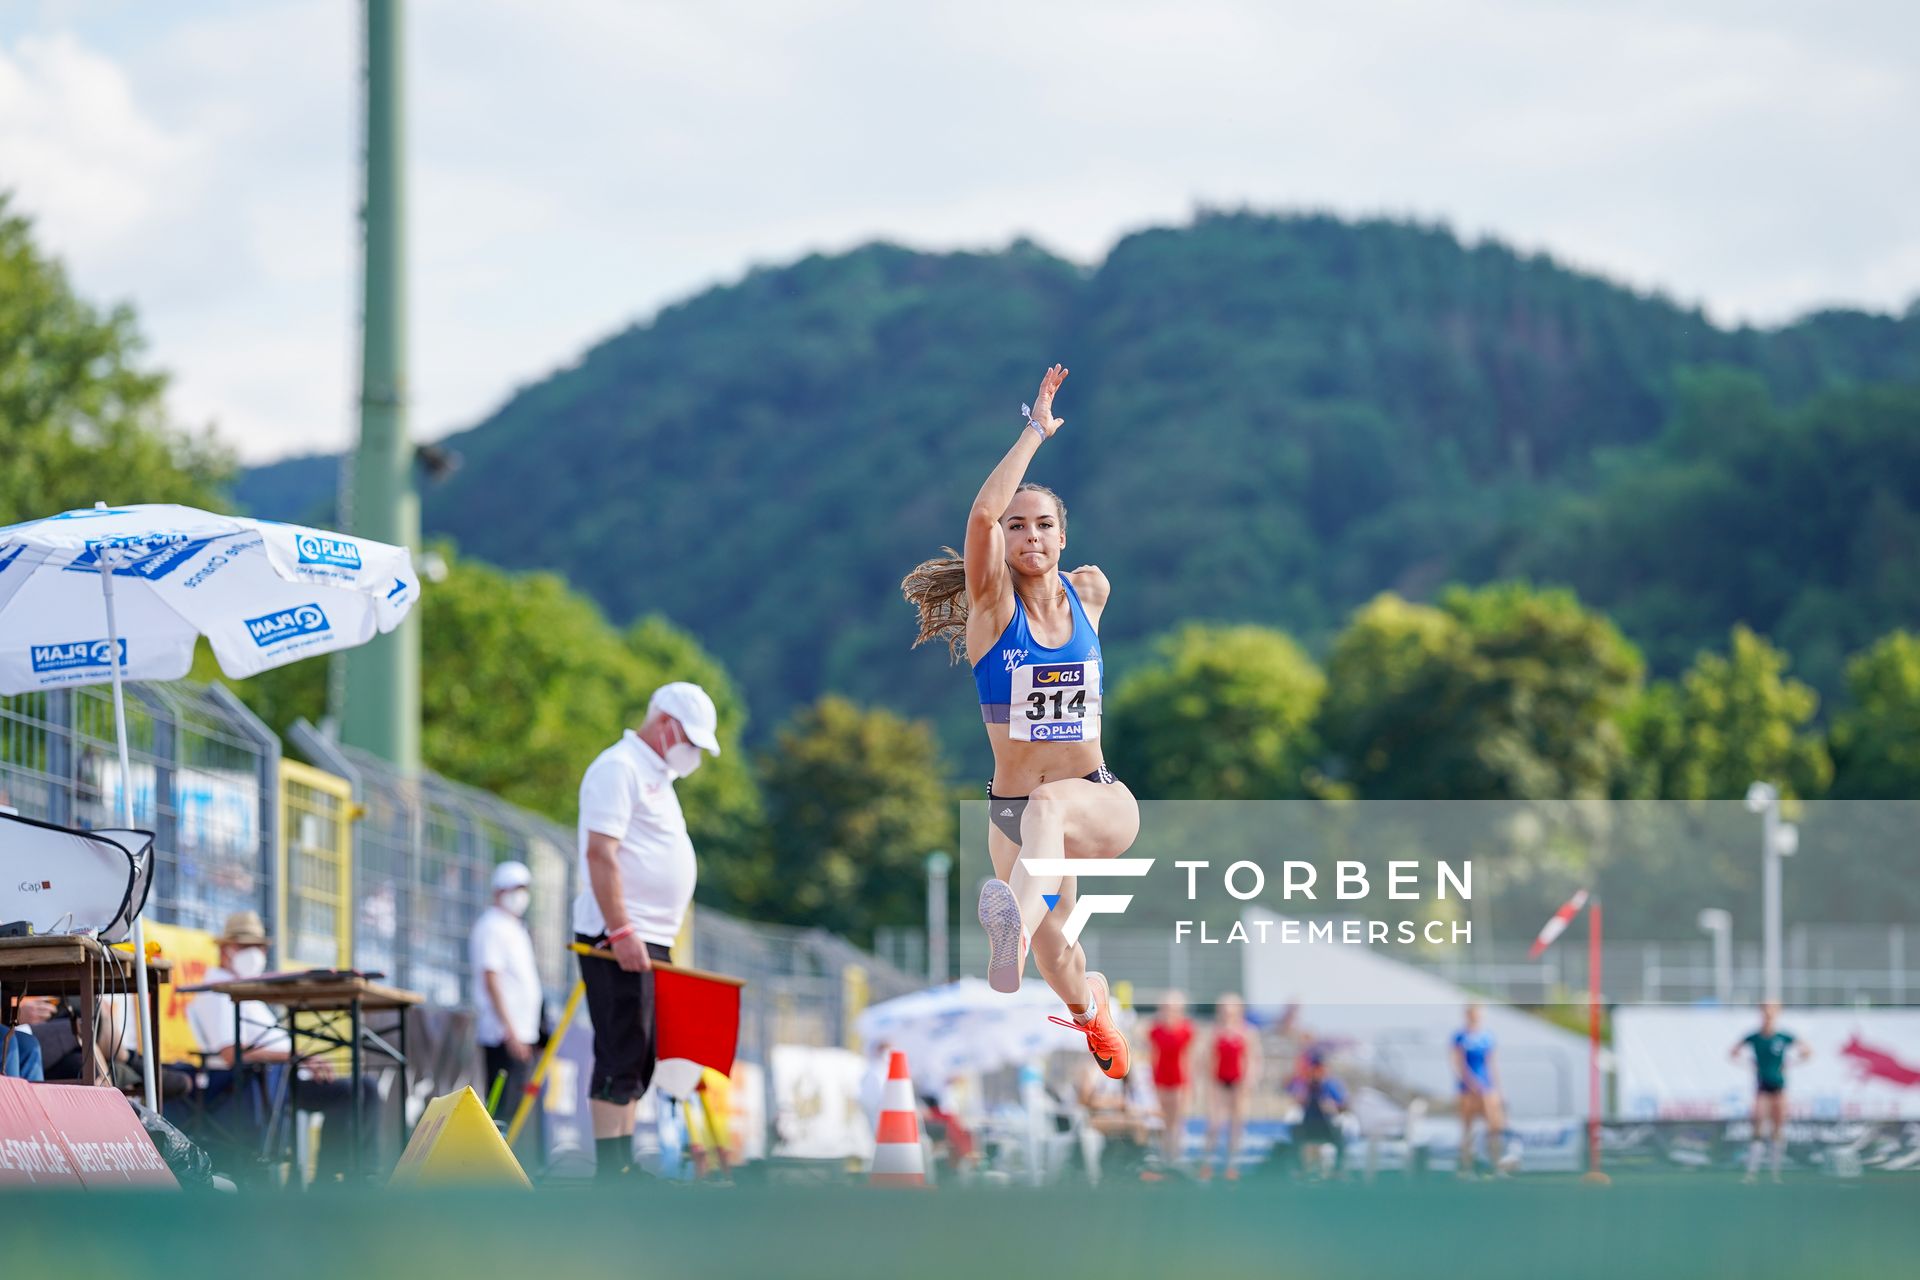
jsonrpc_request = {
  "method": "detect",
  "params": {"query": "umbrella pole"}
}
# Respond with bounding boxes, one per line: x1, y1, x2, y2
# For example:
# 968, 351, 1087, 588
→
98, 558, 159, 1111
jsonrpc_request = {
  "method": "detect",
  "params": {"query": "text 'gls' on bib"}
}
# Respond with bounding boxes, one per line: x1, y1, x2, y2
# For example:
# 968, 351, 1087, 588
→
1009, 659, 1101, 742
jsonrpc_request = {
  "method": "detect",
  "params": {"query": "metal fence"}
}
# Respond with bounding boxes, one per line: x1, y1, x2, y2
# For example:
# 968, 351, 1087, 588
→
1426, 927, 1919, 1008
3, 680, 941, 1069
288, 720, 575, 1007
0, 681, 278, 938
947, 915, 1920, 1010
286, 719, 923, 1058
696, 911, 923, 1067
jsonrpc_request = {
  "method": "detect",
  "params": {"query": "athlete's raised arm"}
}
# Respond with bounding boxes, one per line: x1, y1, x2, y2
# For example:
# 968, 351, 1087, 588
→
965, 364, 1067, 607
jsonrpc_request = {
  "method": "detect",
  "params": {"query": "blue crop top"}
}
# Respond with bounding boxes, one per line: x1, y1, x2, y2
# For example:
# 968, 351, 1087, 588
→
972, 572, 1103, 742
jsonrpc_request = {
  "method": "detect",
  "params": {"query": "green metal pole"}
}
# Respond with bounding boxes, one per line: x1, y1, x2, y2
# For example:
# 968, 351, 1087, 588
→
339, 0, 420, 772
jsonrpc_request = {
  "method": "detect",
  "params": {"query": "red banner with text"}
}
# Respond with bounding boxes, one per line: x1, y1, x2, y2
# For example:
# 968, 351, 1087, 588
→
0, 1077, 176, 1189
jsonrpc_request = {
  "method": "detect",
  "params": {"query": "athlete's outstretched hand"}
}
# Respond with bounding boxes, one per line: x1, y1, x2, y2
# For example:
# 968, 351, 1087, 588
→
1027, 364, 1069, 437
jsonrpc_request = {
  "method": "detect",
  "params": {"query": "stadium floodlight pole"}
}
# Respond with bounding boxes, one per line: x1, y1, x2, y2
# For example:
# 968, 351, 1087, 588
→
1745, 783, 1799, 1005
1697, 908, 1733, 1005
339, 0, 421, 773
925, 851, 951, 985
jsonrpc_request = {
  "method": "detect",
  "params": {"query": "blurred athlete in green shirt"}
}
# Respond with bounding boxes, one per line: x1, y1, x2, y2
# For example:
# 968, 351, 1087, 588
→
1731, 1001, 1811, 1183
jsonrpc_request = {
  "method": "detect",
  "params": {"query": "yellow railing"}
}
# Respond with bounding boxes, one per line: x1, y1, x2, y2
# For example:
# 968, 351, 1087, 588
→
277, 758, 355, 971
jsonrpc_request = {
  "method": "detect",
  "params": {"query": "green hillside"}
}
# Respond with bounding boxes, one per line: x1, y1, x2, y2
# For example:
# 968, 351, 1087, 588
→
237, 212, 1920, 757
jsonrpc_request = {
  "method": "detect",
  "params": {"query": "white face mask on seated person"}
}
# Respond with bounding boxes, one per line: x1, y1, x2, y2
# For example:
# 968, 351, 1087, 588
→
230, 946, 268, 979
501, 887, 531, 917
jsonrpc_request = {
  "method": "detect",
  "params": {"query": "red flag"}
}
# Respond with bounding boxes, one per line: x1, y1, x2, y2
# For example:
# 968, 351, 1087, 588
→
1529, 888, 1589, 960
655, 965, 742, 1076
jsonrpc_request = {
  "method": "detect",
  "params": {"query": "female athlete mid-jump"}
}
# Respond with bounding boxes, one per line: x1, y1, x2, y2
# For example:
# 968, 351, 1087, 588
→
903, 364, 1141, 1078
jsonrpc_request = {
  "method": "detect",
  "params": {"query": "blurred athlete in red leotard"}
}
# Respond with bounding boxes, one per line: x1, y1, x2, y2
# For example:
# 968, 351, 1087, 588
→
1199, 993, 1260, 1182
1148, 991, 1194, 1171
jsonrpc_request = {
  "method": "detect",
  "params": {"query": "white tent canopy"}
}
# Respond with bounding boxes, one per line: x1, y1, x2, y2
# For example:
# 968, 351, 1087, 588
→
855, 978, 1091, 1091
1240, 906, 1595, 1117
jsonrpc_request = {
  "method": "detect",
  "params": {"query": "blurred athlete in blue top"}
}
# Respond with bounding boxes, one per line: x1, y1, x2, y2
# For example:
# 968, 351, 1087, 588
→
902, 365, 1141, 1081
1452, 1003, 1509, 1177
1289, 1048, 1349, 1179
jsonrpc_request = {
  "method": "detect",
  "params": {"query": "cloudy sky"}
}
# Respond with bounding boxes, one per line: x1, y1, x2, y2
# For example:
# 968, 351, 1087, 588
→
2, 0, 1915, 463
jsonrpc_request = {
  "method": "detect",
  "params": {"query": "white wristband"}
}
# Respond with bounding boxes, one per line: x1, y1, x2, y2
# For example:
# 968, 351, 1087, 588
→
1021, 404, 1046, 442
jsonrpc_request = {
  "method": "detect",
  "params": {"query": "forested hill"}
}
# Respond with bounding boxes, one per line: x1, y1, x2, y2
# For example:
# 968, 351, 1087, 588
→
240, 212, 1920, 751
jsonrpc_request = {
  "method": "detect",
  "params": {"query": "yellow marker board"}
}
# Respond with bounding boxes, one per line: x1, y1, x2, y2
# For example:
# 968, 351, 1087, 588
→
389, 1087, 531, 1189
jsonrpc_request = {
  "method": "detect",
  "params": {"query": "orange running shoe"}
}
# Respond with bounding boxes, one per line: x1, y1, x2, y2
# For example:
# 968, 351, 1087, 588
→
1048, 971, 1130, 1079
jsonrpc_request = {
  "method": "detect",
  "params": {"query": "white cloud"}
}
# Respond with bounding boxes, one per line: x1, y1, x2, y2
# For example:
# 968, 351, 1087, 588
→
1, 0, 1916, 464
0, 33, 199, 262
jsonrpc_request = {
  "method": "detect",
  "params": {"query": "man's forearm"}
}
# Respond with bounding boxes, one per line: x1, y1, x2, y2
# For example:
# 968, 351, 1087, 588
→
586, 838, 629, 933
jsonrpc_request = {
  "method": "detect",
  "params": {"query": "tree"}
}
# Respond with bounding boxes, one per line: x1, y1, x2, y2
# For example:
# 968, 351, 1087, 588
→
208, 548, 761, 850
1829, 631, 1920, 799
1106, 623, 1325, 798
1317, 593, 1467, 795
1318, 585, 1643, 799
752, 696, 953, 942
0, 196, 230, 523
1631, 626, 1831, 800
238, 214, 1920, 762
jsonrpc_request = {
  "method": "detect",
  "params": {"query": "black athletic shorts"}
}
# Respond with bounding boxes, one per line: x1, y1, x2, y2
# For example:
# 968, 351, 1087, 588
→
577, 932, 674, 1105
1295, 1113, 1339, 1144
987, 766, 1119, 846
1757, 1081, 1785, 1096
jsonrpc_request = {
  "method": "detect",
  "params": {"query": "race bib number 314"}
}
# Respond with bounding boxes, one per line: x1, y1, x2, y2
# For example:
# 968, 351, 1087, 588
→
1010, 660, 1101, 742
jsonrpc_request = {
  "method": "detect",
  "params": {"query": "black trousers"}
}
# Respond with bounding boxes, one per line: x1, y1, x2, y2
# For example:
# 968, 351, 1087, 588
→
483, 1041, 533, 1118
576, 933, 672, 1105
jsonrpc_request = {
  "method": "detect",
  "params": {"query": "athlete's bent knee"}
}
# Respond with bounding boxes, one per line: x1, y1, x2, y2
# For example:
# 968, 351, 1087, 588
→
1024, 785, 1068, 825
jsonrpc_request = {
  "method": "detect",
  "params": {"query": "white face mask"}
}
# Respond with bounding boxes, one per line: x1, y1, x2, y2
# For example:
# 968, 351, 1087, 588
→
230, 947, 268, 979
665, 742, 704, 778
501, 888, 531, 917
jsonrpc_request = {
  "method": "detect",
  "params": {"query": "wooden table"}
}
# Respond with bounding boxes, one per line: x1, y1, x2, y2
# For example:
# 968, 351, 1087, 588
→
185, 973, 423, 1176
0, 934, 172, 1087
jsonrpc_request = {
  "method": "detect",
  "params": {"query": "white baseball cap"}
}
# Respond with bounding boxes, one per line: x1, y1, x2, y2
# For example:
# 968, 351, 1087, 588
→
648, 681, 722, 755
491, 860, 532, 891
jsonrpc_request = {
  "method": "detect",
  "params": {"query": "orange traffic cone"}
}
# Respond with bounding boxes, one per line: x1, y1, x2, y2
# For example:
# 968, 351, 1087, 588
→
870, 1050, 927, 1187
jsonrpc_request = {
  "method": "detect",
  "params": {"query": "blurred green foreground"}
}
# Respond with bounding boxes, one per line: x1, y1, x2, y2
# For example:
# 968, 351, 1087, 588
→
10, 1177, 1917, 1280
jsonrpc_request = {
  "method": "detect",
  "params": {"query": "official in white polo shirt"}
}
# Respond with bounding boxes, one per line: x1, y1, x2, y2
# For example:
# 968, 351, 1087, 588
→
574, 680, 721, 1178
471, 860, 543, 1124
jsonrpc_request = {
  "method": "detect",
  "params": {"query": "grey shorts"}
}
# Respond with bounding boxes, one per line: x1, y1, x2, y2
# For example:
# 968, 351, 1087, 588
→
987, 766, 1118, 846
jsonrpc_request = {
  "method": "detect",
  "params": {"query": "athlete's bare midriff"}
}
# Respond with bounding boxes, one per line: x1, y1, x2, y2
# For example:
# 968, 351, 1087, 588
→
984, 732, 1108, 797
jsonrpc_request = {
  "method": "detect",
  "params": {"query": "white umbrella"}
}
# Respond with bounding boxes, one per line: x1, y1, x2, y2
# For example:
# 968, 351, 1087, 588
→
0, 502, 419, 1107
855, 978, 1093, 1090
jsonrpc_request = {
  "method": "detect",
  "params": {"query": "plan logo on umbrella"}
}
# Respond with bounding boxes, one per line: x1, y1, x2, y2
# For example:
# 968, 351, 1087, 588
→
296, 534, 363, 571
245, 603, 331, 648
29, 638, 127, 675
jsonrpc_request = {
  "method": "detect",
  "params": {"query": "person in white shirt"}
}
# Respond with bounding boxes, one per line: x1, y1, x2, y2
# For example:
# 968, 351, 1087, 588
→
187, 910, 304, 1072
471, 860, 543, 1122
187, 910, 373, 1178
573, 681, 720, 1178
